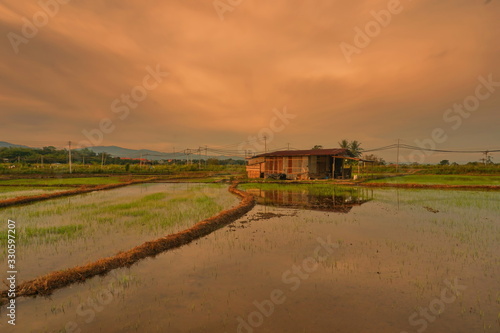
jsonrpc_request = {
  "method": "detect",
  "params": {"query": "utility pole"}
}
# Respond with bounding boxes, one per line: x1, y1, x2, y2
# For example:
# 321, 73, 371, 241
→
205, 145, 208, 166
101, 152, 105, 169
139, 153, 143, 168
264, 135, 267, 153
198, 147, 202, 168
68, 141, 72, 174
396, 139, 400, 174
481, 150, 490, 165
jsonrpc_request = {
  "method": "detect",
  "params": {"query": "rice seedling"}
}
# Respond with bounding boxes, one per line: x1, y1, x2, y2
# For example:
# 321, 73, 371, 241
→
0, 183, 239, 279
0, 177, 126, 186
0, 186, 74, 200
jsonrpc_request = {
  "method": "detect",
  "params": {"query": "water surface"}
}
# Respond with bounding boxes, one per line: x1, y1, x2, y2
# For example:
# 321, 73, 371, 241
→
2, 186, 499, 333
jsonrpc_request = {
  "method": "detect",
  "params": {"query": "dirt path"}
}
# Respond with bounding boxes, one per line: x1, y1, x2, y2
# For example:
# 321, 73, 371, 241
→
0, 183, 255, 304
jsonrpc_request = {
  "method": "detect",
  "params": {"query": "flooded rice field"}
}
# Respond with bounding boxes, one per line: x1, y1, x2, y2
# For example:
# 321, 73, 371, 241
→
0, 183, 238, 281
1, 184, 499, 332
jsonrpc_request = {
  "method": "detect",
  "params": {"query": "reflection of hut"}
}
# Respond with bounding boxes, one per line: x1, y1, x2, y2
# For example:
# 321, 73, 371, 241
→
246, 188, 372, 213
246, 148, 368, 180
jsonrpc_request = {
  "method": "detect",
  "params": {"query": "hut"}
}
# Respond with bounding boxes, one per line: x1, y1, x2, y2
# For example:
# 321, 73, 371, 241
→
246, 148, 358, 180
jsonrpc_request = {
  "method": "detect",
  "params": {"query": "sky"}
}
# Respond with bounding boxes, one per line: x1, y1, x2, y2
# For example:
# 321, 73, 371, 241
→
0, 0, 499, 163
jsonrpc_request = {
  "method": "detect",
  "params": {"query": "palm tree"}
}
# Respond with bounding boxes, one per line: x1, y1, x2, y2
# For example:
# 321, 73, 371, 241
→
338, 139, 363, 158
349, 140, 363, 158
338, 139, 349, 150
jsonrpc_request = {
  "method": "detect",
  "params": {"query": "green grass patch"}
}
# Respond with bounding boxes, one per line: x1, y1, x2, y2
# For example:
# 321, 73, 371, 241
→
240, 183, 362, 197
24, 225, 84, 237
140, 192, 168, 201
0, 224, 84, 246
0, 186, 73, 200
0, 177, 125, 186
365, 175, 500, 185
0, 183, 235, 249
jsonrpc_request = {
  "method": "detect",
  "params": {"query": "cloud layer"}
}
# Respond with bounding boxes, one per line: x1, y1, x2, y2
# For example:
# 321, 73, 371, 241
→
0, 0, 499, 162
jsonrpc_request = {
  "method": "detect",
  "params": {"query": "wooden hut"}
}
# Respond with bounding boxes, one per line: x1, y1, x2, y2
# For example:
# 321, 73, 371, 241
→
246, 148, 355, 180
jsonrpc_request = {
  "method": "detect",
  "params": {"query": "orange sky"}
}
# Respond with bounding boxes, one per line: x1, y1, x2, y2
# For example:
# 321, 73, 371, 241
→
0, 0, 499, 162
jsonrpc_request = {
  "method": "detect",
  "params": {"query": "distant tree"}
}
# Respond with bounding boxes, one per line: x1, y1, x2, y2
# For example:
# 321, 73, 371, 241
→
363, 154, 386, 166
42, 146, 57, 154
439, 160, 450, 166
312, 145, 323, 150
207, 158, 219, 166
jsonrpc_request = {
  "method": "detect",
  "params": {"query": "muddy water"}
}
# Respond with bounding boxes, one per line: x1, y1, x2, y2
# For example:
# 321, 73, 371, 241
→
2, 187, 499, 332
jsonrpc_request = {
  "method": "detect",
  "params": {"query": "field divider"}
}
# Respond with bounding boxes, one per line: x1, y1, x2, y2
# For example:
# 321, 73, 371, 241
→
0, 182, 255, 304
0, 179, 156, 208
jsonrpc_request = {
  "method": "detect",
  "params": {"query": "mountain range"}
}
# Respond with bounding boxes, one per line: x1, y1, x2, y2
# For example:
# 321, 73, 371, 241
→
0, 141, 29, 148
0, 141, 242, 161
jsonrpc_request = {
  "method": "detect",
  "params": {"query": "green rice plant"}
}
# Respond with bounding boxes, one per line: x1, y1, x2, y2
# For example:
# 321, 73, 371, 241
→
0, 177, 125, 186
366, 175, 500, 186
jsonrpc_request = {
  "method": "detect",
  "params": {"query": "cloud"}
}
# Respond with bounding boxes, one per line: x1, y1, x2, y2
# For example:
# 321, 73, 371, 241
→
0, 0, 498, 163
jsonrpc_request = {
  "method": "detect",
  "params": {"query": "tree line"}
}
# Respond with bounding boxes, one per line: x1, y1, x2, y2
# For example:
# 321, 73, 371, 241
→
0, 146, 124, 165
0, 146, 246, 166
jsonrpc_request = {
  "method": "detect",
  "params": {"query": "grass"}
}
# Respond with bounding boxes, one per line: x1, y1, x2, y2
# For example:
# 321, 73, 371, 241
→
0, 186, 74, 200
0, 183, 237, 249
0, 163, 246, 175
0, 177, 126, 186
365, 175, 500, 186
0, 186, 73, 194
0, 225, 84, 244
99, 190, 226, 229
373, 188, 500, 212
24, 225, 84, 238
240, 182, 364, 197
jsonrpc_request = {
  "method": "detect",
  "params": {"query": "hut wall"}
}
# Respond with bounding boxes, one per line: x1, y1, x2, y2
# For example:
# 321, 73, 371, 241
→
309, 156, 317, 174
246, 164, 262, 178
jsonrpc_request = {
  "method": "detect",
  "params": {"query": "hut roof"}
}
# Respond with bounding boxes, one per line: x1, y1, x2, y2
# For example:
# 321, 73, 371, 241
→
253, 148, 349, 158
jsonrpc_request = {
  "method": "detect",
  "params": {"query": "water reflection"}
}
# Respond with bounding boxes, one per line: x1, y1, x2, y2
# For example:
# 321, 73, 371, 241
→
246, 187, 372, 213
